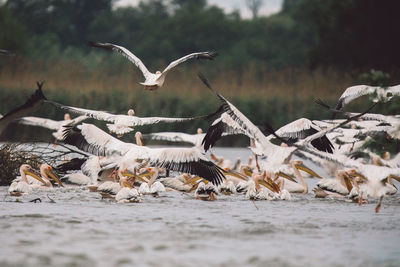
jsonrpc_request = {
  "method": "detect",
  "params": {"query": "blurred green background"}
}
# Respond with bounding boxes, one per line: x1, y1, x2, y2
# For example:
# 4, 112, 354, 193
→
1, 0, 399, 145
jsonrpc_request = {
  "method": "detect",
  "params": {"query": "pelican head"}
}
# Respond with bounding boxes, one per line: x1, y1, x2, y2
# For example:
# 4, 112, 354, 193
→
41, 164, 63, 187
135, 131, 144, 146
64, 113, 71, 120
21, 164, 46, 184
197, 128, 203, 134
156, 71, 162, 75
127, 109, 135, 116
383, 151, 391, 160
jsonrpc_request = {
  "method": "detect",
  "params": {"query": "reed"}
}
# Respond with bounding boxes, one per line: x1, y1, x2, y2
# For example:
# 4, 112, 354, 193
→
1, 58, 399, 145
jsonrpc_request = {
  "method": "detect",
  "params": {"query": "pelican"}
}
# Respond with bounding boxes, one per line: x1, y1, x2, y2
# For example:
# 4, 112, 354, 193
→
301, 145, 400, 212
88, 41, 217, 90
138, 167, 166, 196
246, 172, 280, 201
331, 84, 398, 117
195, 182, 218, 201
18, 113, 87, 140
198, 74, 371, 175
115, 176, 141, 203
0, 82, 46, 135
274, 160, 318, 194
62, 123, 225, 185
159, 174, 197, 192
8, 164, 46, 196
217, 180, 236, 195
47, 100, 217, 136
271, 118, 334, 153
38, 164, 63, 188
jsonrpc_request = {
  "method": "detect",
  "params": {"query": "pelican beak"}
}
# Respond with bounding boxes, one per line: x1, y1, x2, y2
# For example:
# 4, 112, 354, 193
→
223, 169, 249, 181
184, 176, 202, 185
210, 153, 218, 161
24, 170, 46, 185
295, 163, 322, 178
389, 174, 400, 182
243, 168, 253, 177
276, 171, 297, 183
351, 171, 368, 182
122, 181, 134, 188
258, 180, 276, 192
46, 168, 64, 187
343, 176, 353, 192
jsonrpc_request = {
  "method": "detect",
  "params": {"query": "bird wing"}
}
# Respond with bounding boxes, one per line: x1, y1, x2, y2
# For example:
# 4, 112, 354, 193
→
63, 123, 224, 185
140, 146, 224, 185
88, 41, 151, 79
0, 82, 46, 134
336, 85, 379, 110
63, 123, 135, 156
202, 113, 246, 151
161, 52, 218, 74
198, 73, 268, 145
275, 118, 334, 153
18, 116, 61, 130
46, 101, 121, 123
142, 132, 206, 146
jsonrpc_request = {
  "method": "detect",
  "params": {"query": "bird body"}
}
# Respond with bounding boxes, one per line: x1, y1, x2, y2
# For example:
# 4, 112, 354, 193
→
88, 41, 217, 90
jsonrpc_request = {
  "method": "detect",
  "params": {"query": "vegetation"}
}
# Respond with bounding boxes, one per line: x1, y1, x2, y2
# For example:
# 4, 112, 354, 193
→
1, 0, 399, 145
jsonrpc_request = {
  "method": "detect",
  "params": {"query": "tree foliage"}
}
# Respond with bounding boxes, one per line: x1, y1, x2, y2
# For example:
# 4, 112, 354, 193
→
1, 0, 399, 71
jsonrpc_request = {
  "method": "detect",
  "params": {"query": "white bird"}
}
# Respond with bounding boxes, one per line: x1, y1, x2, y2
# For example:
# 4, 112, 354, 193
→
332, 84, 398, 116
274, 160, 315, 194
271, 118, 334, 153
0, 82, 46, 135
138, 167, 166, 196
195, 182, 218, 201
218, 180, 236, 195
88, 41, 217, 90
198, 74, 361, 174
8, 164, 46, 196
18, 113, 87, 140
159, 174, 196, 192
62, 123, 225, 185
48, 101, 213, 136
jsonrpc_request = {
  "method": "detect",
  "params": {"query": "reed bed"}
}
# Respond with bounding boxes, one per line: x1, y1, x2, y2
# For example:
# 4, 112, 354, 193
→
1, 58, 399, 145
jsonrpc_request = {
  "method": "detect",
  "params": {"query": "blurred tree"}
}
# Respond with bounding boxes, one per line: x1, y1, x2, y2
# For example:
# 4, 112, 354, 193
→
245, 0, 263, 19
0, 5, 29, 53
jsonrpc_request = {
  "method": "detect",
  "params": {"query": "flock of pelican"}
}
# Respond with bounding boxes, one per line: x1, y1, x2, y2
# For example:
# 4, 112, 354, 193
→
1, 42, 399, 212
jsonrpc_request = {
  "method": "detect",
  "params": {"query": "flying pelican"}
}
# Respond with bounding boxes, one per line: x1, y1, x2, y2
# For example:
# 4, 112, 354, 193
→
18, 113, 87, 140
331, 84, 398, 117
8, 164, 46, 196
0, 82, 46, 135
47, 100, 219, 136
88, 41, 217, 91
62, 123, 225, 185
271, 118, 334, 153
198, 74, 372, 175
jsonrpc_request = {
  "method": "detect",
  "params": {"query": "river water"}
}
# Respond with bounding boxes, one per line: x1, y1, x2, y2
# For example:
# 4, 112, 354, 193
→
1, 147, 400, 267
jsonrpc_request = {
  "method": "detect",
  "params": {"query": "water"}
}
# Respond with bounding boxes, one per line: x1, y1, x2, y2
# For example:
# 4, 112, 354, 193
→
1, 148, 400, 267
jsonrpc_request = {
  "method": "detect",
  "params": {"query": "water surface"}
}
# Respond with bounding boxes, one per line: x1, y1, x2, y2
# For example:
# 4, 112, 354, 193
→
1, 148, 399, 267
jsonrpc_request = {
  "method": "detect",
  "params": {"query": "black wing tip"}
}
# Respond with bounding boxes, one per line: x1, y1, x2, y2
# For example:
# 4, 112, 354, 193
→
202, 51, 218, 60
88, 41, 112, 50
